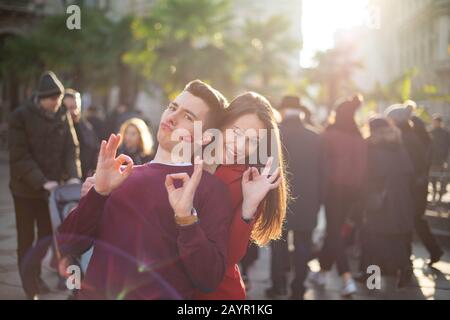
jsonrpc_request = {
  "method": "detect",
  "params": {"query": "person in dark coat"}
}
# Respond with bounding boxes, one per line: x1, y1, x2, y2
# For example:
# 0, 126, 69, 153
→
429, 114, 450, 203
361, 116, 415, 288
63, 89, 99, 180
8, 71, 81, 299
309, 94, 368, 297
266, 95, 325, 299
411, 115, 444, 265
386, 105, 443, 267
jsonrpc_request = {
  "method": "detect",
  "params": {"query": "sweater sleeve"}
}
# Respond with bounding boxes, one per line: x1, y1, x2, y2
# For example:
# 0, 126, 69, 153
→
57, 188, 108, 256
176, 181, 233, 293
226, 206, 256, 267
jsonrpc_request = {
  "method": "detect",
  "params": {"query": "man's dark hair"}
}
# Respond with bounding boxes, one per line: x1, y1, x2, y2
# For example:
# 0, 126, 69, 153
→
184, 80, 228, 128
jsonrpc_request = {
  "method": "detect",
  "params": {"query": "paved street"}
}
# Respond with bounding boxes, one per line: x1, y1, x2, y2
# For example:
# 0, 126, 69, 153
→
0, 151, 449, 300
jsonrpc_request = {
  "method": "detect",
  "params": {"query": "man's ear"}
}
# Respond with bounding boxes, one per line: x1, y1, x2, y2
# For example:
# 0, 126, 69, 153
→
201, 132, 213, 146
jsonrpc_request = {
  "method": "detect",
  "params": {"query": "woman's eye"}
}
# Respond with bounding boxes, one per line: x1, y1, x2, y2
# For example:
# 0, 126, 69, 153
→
185, 115, 193, 122
167, 105, 176, 111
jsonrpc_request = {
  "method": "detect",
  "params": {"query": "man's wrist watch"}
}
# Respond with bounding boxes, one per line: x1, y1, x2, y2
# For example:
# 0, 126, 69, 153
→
175, 208, 198, 226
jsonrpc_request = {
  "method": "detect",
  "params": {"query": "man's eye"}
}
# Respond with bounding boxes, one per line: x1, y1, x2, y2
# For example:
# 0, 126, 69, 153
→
184, 114, 193, 122
167, 105, 176, 111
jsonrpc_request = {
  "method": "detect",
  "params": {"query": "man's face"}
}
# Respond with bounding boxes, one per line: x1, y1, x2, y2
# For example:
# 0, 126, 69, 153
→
64, 96, 81, 122
157, 91, 210, 152
39, 94, 63, 113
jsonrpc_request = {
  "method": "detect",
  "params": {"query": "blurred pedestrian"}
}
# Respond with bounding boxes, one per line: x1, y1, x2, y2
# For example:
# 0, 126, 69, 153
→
85, 105, 106, 141
361, 116, 415, 288
267, 95, 325, 299
429, 114, 450, 203
8, 71, 81, 299
309, 94, 367, 297
63, 89, 99, 180
386, 105, 443, 267
118, 117, 155, 165
411, 115, 444, 265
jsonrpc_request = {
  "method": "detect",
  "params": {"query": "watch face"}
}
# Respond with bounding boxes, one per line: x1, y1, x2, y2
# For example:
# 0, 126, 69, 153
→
191, 208, 198, 216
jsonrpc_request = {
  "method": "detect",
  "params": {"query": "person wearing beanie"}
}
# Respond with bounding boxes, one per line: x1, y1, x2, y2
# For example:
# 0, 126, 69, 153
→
361, 115, 416, 288
8, 71, 81, 299
308, 94, 367, 297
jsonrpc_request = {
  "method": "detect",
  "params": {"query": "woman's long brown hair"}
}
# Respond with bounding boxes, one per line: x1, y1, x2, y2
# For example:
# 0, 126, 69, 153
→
222, 92, 289, 246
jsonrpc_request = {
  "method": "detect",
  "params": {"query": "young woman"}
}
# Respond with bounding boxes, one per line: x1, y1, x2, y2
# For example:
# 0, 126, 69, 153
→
118, 118, 155, 165
309, 95, 367, 297
194, 92, 288, 299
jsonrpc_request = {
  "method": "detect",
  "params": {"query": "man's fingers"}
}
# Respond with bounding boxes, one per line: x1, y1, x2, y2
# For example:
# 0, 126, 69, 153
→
105, 134, 115, 158
167, 173, 190, 186
112, 134, 122, 157
98, 140, 107, 162
115, 154, 134, 170
267, 167, 280, 183
165, 175, 176, 193
261, 157, 274, 176
121, 159, 134, 178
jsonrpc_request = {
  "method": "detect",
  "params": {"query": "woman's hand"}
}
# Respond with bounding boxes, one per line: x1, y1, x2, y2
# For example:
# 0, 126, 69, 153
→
94, 134, 134, 196
242, 157, 281, 220
165, 157, 203, 218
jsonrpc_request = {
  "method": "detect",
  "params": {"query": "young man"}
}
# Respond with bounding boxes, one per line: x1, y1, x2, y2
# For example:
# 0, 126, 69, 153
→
8, 71, 81, 299
58, 80, 233, 299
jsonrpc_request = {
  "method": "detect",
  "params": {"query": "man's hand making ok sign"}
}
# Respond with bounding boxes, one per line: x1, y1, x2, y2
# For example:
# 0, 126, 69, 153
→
165, 157, 203, 218
94, 134, 134, 196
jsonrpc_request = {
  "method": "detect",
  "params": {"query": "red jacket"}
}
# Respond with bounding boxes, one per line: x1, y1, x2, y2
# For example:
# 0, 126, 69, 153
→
195, 165, 256, 300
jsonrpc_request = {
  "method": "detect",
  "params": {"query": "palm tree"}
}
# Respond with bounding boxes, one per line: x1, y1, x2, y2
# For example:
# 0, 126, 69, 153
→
238, 15, 301, 94
306, 47, 363, 111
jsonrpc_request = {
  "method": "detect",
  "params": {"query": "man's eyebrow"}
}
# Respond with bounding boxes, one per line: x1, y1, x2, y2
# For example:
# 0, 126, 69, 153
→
169, 101, 179, 107
181, 107, 199, 119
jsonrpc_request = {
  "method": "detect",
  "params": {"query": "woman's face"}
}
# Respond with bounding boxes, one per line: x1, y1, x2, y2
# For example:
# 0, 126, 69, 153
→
123, 125, 141, 151
222, 113, 265, 164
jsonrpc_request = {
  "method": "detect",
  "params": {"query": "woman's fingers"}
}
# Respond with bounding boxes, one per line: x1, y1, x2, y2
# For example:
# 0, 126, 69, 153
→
251, 167, 260, 179
261, 156, 274, 176
267, 167, 280, 183
270, 176, 282, 190
242, 167, 251, 184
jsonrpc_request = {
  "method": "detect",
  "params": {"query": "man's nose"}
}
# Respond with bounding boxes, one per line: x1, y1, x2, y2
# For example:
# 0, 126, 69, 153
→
166, 110, 179, 126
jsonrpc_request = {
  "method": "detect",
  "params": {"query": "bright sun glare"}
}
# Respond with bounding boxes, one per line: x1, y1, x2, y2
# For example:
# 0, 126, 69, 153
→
301, 0, 370, 68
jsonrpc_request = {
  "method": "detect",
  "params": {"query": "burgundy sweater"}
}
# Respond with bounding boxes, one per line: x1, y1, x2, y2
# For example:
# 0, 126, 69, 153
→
57, 163, 232, 300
